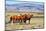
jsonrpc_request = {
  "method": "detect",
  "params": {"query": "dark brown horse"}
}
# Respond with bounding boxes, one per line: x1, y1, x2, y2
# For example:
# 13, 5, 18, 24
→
24, 14, 33, 24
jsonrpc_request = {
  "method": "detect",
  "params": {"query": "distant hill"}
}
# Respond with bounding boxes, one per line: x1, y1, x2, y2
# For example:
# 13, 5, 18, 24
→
6, 1, 44, 13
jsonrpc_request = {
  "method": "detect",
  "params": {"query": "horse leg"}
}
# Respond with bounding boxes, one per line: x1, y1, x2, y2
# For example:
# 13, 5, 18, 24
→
13, 19, 17, 23
24, 20, 26, 24
17, 19, 20, 23
8, 19, 12, 23
13, 20, 15, 23
21, 20, 22, 23
29, 19, 30, 24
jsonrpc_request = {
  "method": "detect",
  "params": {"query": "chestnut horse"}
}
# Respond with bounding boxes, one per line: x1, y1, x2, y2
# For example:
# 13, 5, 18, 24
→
9, 15, 21, 23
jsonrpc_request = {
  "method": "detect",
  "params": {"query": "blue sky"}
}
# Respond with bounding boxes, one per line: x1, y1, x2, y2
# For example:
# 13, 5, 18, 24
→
6, 0, 44, 12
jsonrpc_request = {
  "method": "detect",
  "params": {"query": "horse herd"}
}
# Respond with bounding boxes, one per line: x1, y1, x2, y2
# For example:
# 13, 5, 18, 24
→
8, 14, 33, 24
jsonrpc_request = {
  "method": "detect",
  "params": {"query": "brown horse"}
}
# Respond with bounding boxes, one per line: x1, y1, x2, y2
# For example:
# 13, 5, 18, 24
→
20, 14, 26, 23
25, 14, 33, 24
9, 14, 33, 24
9, 15, 20, 23
19, 14, 33, 24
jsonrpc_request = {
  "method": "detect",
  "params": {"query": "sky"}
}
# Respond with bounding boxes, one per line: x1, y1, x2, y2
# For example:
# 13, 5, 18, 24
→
6, 0, 44, 2
5, 0, 44, 13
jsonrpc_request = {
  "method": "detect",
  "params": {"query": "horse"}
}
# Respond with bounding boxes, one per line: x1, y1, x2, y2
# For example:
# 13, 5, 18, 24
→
8, 14, 33, 24
25, 14, 33, 24
20, 14, 33, 24
20, 14, 26, 23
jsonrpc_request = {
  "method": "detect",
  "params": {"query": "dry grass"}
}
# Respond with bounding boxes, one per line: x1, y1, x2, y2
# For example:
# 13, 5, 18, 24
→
5, 12, 44, 30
